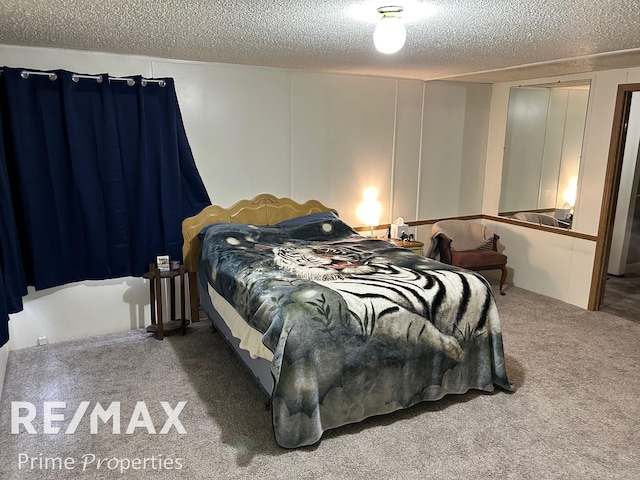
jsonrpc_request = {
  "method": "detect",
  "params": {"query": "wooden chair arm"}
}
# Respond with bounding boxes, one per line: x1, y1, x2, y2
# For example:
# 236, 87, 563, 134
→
491, 234, 500, 252
435, 233, 453, 264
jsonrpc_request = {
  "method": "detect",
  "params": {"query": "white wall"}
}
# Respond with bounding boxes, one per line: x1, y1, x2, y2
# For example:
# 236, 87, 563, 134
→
8, 280, 148, 350
288, 72, 398, 225
155, 61, 294, 204
419, 82, 491, 219
391, 81, 423, 221
481, 219, 596, 306
1, 44, 490, 352
484, 67, 640, 307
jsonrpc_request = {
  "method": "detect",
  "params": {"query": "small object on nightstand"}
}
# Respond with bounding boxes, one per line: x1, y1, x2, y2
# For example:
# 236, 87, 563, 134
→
394, 239, 424, 256
143, 262, 189, 340
156, 255, 170, 272
391, 217, 409, 239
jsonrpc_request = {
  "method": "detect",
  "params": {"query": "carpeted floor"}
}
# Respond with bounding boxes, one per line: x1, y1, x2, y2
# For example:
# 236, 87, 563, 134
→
0, 286, 639, 479
601, 273, 640, 323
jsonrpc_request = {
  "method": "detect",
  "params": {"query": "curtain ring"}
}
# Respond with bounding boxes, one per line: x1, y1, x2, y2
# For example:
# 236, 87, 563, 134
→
20, 71, 29, 79
141, 79, 147, 87
127, 79, 135, 87
96, 76, 103, 83
72, 75, 79, 83
159, 80, 166, 87
48, 73, 57, 81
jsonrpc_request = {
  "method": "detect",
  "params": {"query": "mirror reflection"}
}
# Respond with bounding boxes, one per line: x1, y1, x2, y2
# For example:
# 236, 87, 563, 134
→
499, 81, 590, 230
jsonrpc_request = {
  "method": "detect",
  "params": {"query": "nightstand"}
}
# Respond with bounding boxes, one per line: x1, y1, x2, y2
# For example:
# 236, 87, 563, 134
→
394, 239, 424, 256
143, 263, 188, 340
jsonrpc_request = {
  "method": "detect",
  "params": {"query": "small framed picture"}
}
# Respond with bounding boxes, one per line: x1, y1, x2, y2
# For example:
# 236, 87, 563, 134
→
156, 255, 170, 272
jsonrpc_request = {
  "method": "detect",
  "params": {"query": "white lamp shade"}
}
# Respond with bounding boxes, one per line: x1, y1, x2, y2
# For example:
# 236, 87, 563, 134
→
373, 15, 407, 54
357, 199, 382, 227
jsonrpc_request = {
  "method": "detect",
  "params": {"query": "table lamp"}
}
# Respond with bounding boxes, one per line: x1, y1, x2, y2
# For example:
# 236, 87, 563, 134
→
356, 188, 381, 237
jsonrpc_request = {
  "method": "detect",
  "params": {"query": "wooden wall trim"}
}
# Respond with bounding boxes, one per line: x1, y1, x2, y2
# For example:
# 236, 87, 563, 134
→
352, 214, 484, 232
481, 215, 598, 241
354, 213, 597, 242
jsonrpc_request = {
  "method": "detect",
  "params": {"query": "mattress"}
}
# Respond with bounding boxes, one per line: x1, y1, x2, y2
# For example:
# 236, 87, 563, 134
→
198, 273, 274, 396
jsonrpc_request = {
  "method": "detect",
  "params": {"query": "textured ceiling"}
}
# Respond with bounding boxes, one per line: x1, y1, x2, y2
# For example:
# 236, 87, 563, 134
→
1, 0, 640, 83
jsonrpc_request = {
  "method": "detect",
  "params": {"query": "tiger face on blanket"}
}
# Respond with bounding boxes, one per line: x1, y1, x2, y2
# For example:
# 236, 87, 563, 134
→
272, 243, 495, 363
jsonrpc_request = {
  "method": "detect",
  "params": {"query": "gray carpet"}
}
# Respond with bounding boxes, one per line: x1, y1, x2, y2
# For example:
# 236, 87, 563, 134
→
1, 286, 639, 479
601, 273, 640, 323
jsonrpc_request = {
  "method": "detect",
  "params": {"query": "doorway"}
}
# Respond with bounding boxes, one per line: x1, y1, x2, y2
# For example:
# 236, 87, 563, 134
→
589, 83, 640, 311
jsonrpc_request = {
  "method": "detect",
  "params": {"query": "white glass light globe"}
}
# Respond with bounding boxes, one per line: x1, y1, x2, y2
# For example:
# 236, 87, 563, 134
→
373, 15, 407, 54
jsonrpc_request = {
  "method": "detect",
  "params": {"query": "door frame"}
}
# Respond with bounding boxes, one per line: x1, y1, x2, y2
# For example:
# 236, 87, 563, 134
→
589, 83, 640, 310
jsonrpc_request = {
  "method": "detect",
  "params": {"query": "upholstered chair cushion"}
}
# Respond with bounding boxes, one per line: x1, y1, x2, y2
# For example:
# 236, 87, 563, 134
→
451, 250, 508, 270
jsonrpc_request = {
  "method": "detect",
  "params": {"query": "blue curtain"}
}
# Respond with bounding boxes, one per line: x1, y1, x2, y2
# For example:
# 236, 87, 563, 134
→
0, 67, 211, 347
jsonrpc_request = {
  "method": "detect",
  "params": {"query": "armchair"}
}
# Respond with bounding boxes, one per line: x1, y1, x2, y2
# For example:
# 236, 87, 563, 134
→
431, 220, 508, 295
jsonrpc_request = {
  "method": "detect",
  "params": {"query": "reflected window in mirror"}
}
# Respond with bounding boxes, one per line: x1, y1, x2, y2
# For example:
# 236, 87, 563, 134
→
498, 80, 590, 230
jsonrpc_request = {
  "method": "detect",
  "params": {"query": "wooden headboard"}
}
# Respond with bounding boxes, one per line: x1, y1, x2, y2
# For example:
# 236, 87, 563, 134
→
181, 193, 337, 321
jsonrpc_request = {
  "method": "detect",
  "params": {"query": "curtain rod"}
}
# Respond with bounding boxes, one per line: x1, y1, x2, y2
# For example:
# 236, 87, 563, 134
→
0, 69, 166, 87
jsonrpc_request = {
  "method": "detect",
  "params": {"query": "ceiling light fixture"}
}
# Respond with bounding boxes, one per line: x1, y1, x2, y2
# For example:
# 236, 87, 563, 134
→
373, 6, 406, 54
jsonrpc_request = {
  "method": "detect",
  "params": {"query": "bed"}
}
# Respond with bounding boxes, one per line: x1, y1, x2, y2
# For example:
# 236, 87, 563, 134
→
182, 194, 513, 448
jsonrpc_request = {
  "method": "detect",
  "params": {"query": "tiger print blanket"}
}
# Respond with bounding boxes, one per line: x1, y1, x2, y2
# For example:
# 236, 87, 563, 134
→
199, 216, 513, 448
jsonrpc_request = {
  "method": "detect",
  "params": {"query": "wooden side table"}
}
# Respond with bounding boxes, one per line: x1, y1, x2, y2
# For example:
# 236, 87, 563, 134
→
394, 239, 424, 255
143, 263, 188, 340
